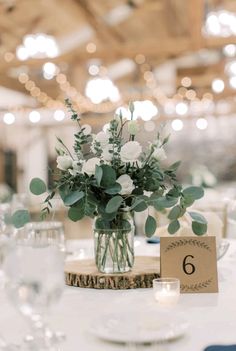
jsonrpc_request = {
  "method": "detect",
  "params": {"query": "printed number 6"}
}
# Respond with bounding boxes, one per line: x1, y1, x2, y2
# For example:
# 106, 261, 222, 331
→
183, 255, 195, 275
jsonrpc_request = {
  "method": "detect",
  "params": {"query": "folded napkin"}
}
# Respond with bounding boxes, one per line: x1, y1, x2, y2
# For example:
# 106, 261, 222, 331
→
204, 346, 236, 351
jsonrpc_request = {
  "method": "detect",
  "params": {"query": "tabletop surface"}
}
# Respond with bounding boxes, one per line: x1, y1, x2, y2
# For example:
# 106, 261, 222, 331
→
0, 237, 236, 351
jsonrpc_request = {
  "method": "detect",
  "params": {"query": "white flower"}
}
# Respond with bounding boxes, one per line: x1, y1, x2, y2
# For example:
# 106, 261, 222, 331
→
95, 131, 110, 147
56, 155, 73, 171
128, 120, 139, 135
81, 124, 92, 135
82, 157, 100, 176
69, 161, 81, 176
120, 141, 142, 163
116, 174, 135, 195
102, 144, 113, 162
152, 148, 167, 161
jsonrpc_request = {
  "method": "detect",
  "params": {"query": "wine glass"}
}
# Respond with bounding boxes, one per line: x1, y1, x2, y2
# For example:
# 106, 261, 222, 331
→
3, 242, 65, 350
15, 221, 65, 254
11, 194, 29, 212
0, 203, 12, 237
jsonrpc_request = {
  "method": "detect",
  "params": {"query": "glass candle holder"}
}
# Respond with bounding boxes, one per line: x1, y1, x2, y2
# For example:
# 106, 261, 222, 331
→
153, 278, 180, 306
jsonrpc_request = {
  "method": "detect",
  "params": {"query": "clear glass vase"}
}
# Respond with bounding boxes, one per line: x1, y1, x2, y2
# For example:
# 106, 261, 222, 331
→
93, 211, 135, 274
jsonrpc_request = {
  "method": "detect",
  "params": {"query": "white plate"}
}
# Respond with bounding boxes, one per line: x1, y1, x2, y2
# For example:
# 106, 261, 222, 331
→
89, 310, 189, 344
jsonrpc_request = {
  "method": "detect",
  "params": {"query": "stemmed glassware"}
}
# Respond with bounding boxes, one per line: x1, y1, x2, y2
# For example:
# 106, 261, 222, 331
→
3, 223, 65, 350
16, 221, 66, 253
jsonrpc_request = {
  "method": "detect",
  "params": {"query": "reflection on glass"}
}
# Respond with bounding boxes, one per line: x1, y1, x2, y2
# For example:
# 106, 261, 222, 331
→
4, 244, 65, 350
15, 221, 65, 253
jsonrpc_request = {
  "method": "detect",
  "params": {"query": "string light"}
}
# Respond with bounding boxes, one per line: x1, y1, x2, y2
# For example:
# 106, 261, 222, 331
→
172, 119, 183, 131
196, 118, 208, 130
229, 76, 236, 89
211, 79, 225, 93
3, 113, 15, 125
14, 49, 235, 119
176, 102, 188, 116
86, 42, 97, 53
135, 54, 146, 64
53, 110, 65, 121
181, 77, 192, 87
29, 111, 41, 123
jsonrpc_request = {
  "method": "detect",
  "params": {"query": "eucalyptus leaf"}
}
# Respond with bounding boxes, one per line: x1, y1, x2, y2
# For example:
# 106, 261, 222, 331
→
64, 191, 85, 206
168, 205, 182, 220
131, 199, 148, 212
104, 183, 122, 195
189, 211, 207, 224
168, 219, 180, 234
95, 165, 103, 187
11, 210, 30, 229
100, 165, 116, 187
145, 215, 157, 237
29, 178, 47, 195
182, 186, 204, 200
155, 196, 178, 208
95, 217, 110, 230
168, 161, 181, 171
105, 195, 123, 213
192, 221, 207, 235
181, 194, 195, 207
68, 207, 84, 222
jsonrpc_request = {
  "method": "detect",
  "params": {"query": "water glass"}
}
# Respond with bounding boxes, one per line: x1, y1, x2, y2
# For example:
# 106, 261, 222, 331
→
3, 243, 65, 350
11, 193, 29, 212
15, 221, 65, 253
0, 203, 12, 236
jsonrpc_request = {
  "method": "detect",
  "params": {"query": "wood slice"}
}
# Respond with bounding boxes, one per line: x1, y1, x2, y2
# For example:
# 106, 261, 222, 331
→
65, 256, 160, 290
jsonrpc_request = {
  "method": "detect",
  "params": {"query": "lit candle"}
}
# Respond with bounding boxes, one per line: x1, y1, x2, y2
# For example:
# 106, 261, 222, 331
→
153, 278, 180, 307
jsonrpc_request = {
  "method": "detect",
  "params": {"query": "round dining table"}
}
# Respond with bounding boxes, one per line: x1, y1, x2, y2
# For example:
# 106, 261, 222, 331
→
0, 237, 235, 351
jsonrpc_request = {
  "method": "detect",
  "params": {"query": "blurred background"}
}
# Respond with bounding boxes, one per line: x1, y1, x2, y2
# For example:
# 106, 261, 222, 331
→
1, 0, 236, 238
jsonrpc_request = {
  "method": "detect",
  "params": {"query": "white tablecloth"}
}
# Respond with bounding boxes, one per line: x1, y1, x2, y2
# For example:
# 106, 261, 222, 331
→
0, 238, 236, 351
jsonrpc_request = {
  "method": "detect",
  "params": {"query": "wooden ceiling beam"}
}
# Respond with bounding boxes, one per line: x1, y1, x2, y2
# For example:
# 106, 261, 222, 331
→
188, 0, 205, 50
74, 0, 123, 48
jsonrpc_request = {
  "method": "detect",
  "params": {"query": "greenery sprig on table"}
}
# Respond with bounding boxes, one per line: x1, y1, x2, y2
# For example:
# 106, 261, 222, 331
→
12, 100, 207, 236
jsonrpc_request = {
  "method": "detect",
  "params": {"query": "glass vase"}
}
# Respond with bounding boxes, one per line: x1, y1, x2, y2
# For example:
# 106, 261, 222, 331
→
93, 211, 135, 274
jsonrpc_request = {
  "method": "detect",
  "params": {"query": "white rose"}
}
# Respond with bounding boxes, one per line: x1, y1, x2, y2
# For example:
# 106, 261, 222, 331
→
152, 148, 167, 161
116, 174, 135, 195
120, 141, 142, 163
82, 157, 100, 176
81, 124, 92, 136
69, 161, 81, 176
95, 131, 110, 147
56, 155, 73, 171
102, 144, 113, 162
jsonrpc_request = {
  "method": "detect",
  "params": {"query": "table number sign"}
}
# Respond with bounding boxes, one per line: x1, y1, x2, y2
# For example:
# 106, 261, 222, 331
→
160, 236, 218, 293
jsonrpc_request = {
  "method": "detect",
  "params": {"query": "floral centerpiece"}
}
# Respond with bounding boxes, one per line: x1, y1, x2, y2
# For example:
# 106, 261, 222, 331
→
12, 100, 207, 274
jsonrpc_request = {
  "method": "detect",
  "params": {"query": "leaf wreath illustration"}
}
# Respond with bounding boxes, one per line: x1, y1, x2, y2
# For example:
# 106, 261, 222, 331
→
165, 238, 211, 253
181, 278, 213, 292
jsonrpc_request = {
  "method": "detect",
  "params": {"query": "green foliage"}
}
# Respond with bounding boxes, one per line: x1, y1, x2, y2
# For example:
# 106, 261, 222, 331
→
95, 165, 103, 186
182, 186, 204, 200
145, 215, 157, 237
131, 198, 148, 212
29, 178, 47, 195
192, 221, 207, 235
104, 183, 122, 195
64, 190, 85, 206
189, 211, 207, 224
100, 165, 116, 187
68, 206, 84, 222
11, 210, 31, 228
105, 196, 123, 213
168, 219, 180, 234
168, 205, 182, 220
23, 99, 208, 238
